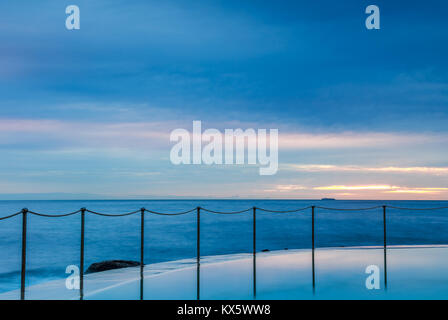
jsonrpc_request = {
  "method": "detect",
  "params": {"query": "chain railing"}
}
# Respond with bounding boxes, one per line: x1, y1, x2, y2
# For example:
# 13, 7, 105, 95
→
1, 204, 448, 300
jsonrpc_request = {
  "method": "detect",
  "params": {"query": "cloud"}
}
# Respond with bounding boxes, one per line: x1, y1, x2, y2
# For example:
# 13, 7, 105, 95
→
259, 184, 448, 200
313, 185, 448, 195
264, 184, 307, 192
2, 118, 448, 153
314, 185, 399, 191
387, 188, 448, 194
286, 164, 448, 175
279, 132, 448, 150
0, 118, 173, 150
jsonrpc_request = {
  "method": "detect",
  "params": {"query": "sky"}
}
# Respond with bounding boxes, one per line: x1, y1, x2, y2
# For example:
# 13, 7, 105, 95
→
0, 0, 447, 200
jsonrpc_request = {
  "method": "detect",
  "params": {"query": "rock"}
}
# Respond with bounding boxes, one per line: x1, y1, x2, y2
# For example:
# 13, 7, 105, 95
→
261, 249, 270, 252
86, 260, 140, 274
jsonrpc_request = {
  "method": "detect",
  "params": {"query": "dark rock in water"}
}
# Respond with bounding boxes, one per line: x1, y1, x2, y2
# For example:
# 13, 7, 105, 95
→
261, 249, 270, 252
86, 260, 140, 274
284, 248, 288, 250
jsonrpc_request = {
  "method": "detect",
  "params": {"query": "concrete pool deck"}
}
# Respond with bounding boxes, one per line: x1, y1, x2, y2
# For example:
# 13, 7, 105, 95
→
1, 245, 447, 300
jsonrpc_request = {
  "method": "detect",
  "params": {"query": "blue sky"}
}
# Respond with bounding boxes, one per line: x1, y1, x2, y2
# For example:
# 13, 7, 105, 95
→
0, 0, 447, 199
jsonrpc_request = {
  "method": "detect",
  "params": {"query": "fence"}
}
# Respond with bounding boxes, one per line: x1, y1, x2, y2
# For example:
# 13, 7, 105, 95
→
1, 204, 448, 300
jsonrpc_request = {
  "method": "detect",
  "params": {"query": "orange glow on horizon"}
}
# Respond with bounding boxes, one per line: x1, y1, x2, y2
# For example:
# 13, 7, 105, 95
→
314, 185, 399, 191
387, 187, 448, 194
288, 164, 448, 175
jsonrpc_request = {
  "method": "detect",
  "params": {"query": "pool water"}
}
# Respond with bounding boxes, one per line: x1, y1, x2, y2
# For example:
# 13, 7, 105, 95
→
1, 245, 447, 300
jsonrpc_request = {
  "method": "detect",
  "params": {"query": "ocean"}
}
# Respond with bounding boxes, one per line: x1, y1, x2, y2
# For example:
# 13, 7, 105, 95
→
0, 199, 447, 293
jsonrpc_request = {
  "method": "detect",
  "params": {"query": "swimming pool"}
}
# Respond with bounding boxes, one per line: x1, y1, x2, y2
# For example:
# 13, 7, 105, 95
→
1, 245, 447, 300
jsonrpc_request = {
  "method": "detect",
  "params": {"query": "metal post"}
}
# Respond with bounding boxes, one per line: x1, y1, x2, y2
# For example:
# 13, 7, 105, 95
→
383, 205, 388, 290
253, 206, 257, 299
197, 207, 200, 300
311, 205, 315, 293
80, 208, 85, 300
20, 208, 28, 300
140, 208, 145, 300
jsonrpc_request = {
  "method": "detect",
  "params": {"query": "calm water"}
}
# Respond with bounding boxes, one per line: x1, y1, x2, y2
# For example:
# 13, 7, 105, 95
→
0, 199, 447, 293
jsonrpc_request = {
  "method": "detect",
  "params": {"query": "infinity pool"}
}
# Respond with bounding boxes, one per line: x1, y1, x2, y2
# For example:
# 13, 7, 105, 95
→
1, 245, 447, 300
